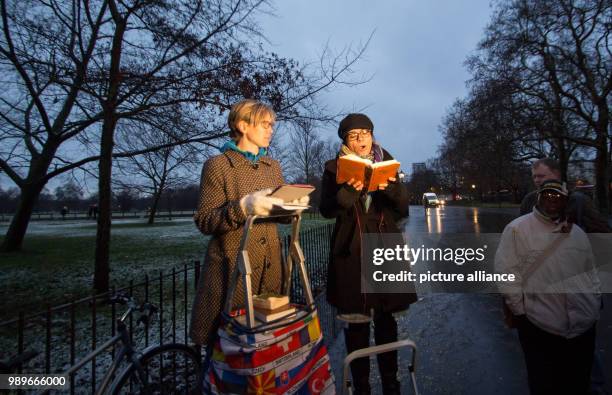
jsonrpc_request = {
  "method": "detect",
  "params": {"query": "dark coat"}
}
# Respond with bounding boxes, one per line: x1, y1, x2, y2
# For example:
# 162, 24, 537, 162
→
189, 150, 285, 345
319, 149, 417, 313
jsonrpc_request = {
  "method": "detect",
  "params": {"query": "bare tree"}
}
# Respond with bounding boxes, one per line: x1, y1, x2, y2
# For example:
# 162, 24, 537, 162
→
285, 120, 324, 183
0, 0, 109, 252
1, 0, 370, 292
115, 120, 201, 224
470, 0, 611, 210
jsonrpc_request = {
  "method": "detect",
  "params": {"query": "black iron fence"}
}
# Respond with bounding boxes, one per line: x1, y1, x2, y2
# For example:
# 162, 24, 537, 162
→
0, 210, 326, 222
0, 223, 338, 393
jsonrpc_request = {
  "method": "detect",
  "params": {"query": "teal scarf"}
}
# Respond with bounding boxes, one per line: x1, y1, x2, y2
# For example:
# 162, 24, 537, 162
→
220, 140, 267, 163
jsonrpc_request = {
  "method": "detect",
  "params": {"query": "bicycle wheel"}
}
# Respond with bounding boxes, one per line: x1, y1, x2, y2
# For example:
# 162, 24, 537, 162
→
111, 343, 201, 395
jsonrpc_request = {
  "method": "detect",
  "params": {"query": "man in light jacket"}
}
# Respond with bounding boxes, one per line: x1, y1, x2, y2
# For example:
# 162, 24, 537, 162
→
495, 179, 601, 395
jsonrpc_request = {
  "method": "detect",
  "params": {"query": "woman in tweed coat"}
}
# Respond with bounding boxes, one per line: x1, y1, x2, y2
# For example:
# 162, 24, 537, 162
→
189, 100, 288, 347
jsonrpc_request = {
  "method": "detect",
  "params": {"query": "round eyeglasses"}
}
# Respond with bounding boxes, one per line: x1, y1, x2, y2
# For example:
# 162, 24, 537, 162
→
346, 130, 372, 141
258, 121, 275, 129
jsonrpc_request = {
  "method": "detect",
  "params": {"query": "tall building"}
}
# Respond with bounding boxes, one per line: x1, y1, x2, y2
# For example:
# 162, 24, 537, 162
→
412, 162, 426, 174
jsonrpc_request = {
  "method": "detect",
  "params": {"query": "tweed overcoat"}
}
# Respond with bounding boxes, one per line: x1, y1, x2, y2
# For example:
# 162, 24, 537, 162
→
189, 150, 284, 346
319, 148, 417, 314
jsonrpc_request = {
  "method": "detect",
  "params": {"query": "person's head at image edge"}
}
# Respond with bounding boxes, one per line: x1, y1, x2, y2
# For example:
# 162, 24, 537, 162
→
228, 99, 276, 154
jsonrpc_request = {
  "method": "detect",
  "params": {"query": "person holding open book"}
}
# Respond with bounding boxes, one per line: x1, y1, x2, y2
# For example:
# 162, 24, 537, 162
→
320, 113, 416, 394
189, 99, 308, 359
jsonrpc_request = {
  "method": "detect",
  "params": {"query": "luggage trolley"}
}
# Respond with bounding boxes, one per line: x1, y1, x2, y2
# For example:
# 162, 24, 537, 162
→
203, 212, 336, 394
342, 339, 419, 395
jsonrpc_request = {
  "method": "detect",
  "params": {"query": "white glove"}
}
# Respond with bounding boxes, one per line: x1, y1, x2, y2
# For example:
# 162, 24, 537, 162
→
239, 188, 284, 216
288, 195, 310, 206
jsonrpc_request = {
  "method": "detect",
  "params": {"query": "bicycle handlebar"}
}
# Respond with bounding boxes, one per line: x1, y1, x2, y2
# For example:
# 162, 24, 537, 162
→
137, 303, 158, 326
109, 294, 159, 325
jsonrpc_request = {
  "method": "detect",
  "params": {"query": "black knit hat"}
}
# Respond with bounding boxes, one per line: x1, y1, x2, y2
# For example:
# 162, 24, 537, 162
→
338, 113, 374, 140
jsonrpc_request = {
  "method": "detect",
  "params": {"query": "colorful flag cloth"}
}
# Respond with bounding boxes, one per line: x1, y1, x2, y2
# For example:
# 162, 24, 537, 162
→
203, 307, 335, 394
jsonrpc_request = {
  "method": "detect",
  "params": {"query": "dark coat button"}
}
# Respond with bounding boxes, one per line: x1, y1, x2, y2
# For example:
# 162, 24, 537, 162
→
259, 237, 266, 245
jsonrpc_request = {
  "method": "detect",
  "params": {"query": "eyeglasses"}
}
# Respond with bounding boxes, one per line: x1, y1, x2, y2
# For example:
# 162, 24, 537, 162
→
346, 130, 372, 141
258, 120, 275, 129
540, 191, 564, 200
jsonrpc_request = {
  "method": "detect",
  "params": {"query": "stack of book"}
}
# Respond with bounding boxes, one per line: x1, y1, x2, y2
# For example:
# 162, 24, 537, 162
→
252, 294, 296, 323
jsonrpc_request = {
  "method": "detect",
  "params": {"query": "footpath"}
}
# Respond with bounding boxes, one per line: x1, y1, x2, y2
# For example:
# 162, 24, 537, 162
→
326, 292, 611, 394
323, 204, 611, 394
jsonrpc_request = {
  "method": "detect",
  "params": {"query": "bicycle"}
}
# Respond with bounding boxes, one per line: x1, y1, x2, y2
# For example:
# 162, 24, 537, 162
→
64, 294, 201, 394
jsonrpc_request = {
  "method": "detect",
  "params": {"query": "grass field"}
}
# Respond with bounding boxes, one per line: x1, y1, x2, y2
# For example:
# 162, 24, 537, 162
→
0, 216, 333, 320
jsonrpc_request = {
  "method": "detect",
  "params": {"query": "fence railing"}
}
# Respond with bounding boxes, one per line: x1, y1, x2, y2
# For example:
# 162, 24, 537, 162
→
0, 210, 326, 222
0, 222, 338, 393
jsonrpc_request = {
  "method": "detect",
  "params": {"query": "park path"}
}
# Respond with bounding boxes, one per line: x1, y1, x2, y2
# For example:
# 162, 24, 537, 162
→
324, 205, 611, 394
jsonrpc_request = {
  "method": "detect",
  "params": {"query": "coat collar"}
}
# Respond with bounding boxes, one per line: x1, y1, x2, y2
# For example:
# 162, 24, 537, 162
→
533, 207, 566, 232
223, 149, 274, 168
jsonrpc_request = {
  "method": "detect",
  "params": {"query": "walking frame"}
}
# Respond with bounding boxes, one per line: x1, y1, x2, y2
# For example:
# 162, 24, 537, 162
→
221, 211, 419, 395
342, 339, 419, 395
223, 211, 315, 329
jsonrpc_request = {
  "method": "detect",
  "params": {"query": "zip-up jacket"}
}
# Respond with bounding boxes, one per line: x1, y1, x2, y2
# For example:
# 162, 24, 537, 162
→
495, 209, 601, 338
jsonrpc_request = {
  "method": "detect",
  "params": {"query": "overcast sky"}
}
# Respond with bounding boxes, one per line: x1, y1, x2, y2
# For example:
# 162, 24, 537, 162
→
259, 0, 494, 173
1, 1, 495, 192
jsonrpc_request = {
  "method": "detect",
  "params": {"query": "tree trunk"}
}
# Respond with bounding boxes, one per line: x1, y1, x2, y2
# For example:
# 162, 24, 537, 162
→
147, 186, 164, 225
0, 182, 45, 252
594, 145, 608, 215
557, 138, 568, 183
94, 117, 117, 293
1, 138, 60, 252
594, 109, 610, 214
93, 7, 126, 293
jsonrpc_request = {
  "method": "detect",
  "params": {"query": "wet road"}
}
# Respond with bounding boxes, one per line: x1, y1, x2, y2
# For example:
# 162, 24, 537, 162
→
327, 205, 612, 394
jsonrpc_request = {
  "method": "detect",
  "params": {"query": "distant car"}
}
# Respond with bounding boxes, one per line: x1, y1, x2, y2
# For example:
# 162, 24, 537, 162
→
422, 192, 439, 208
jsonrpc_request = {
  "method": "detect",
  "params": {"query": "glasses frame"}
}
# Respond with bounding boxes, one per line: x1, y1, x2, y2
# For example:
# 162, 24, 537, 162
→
539, 191, 566, 201
346, 130, 372, 142
258, 120, 275, 130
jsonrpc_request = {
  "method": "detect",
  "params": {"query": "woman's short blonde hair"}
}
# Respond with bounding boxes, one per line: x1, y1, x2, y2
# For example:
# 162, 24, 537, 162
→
227, 99, 276, 140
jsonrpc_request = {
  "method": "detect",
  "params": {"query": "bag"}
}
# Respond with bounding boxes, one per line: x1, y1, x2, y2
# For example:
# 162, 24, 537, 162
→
207, 213, 335, 393
203, 307, 335, 394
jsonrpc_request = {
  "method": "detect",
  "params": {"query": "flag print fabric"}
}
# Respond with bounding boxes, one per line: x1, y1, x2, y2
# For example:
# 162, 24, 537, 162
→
203, 307, 335, 394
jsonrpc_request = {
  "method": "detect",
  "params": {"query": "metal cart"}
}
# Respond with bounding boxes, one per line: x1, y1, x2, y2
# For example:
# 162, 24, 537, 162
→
342, 339, 419, 395
224, 212, 315, 327
203, 211, 335, 394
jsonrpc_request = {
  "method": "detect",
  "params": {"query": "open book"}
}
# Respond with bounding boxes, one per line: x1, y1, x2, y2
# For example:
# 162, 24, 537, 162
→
268, 184, 314, 211
269, 184, 314, 202
336, 154, 401, 192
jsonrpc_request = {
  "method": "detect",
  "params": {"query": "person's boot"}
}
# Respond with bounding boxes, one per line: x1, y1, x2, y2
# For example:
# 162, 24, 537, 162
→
353, 378, 371, 395
345, 323, 372, 395
381, 373, 401, 395
373, 312, 400, 394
